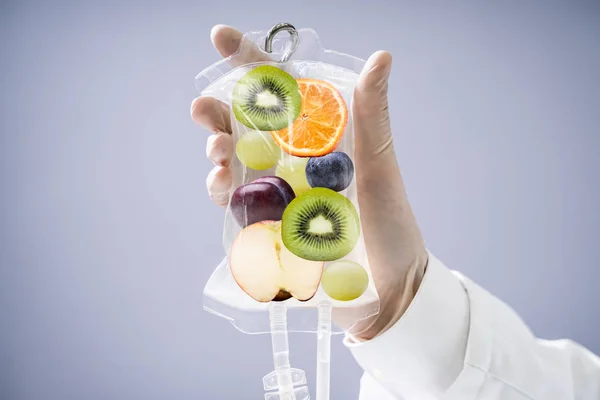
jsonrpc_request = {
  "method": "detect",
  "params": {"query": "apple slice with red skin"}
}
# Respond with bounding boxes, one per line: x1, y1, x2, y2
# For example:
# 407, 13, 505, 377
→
230, 220, 324, 302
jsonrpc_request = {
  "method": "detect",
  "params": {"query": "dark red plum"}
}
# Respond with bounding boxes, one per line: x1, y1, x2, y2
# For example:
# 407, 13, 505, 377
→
253, 176, 296, 205
230, 179, 295, 227
306, 152, 354, 192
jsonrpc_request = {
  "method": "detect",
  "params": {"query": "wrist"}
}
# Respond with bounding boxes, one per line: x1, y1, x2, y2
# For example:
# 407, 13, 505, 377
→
349, 253, 428, 341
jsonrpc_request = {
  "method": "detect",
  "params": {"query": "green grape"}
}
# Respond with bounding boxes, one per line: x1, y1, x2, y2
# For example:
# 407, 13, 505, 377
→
236, 130, 282, 170
275, 155, 311, 196
321, 260, 368, 301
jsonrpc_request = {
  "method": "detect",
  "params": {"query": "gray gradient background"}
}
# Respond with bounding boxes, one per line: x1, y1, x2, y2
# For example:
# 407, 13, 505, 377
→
1, 1, 599, 399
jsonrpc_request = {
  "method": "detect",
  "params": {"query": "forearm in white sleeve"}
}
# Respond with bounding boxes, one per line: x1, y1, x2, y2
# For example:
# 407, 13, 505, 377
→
344, 253, 600, 399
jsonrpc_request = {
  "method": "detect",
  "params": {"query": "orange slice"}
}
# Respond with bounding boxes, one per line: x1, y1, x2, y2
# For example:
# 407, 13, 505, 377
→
271, 78, 348, 157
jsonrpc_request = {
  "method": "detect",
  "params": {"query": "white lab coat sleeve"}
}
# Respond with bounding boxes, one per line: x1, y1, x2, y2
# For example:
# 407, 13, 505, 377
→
344, 253, 600, 399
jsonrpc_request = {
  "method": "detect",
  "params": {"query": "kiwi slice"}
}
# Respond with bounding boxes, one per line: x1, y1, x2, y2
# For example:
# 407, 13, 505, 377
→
232, 65, 302, 131
281, 187, 360, 261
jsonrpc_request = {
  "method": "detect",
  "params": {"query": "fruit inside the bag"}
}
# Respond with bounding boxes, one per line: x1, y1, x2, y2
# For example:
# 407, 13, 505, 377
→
321, 260, 369, 301
306, 151, 354, 192
271, 78, 348, 157
281, 187, 360, 261
230, 220, 324, 302
235, 130, 282, 170
230, 176, 295, 227
275, 154, 311, 196
232, 65, 302, 131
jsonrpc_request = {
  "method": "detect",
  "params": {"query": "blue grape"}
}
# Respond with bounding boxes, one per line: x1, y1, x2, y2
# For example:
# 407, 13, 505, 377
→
305, 152, 354, 192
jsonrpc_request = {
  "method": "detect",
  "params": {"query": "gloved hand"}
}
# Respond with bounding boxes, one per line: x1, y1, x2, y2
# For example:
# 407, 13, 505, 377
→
191, 25, 429, 341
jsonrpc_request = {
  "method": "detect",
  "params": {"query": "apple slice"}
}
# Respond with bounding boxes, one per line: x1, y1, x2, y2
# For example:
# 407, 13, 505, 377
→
230, 220, 324, 302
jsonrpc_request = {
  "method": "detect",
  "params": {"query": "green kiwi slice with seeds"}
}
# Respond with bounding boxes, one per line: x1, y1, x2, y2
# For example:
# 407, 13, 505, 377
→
281, 187, 360, 261
232, 65, 302, 131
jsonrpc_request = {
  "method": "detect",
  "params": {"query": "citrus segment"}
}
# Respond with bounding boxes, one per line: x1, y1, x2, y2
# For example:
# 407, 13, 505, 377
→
271, 79, 348, 157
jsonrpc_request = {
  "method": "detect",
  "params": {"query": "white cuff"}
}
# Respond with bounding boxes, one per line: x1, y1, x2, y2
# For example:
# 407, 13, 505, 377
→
344, 253, 470, 398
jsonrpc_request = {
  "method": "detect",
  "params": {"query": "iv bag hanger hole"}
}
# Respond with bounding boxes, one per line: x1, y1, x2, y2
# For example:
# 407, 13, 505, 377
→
264, 22, 299, 63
